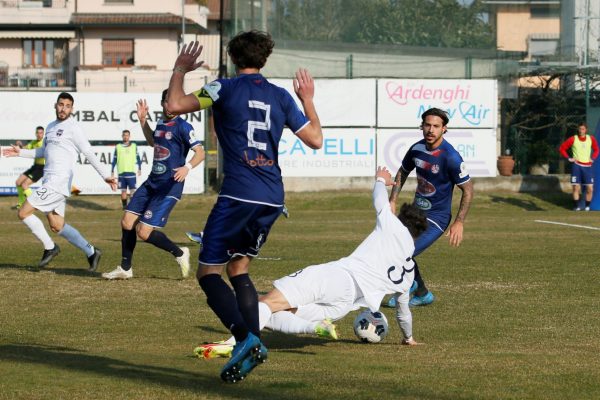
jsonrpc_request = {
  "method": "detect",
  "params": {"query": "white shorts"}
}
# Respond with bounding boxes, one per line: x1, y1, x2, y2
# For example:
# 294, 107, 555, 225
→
27, 185, 67, 216
273, 261, 360, 322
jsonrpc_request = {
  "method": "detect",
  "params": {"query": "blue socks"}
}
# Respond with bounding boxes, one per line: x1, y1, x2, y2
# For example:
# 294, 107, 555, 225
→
230, 274, 260, 337
58, 224, 94, 257
199, 274, 249, 342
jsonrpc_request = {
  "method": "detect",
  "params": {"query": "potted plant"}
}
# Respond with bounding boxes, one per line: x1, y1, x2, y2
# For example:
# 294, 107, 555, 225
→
526, 140, 554, 175
497, 149, 515, 176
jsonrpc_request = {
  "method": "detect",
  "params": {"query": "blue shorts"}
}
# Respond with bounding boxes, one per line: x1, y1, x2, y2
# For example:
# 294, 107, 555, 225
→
414, 218, 446, 256
126, 181, 178, 228
571, 164, 594, 185
118, 173, 137, 190
199, 196, 283, 265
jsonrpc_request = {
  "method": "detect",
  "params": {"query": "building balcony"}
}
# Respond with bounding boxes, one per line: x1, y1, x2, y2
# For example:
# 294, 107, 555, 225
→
0, 0, 71, 25
76, 65, 215, 93
0, 66, 72, 89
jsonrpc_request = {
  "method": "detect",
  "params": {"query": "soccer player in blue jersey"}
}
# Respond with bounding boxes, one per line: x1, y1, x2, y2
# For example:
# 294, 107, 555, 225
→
102, 90, 205, 280
388, 107, 474, 307
166, 30, 323, 382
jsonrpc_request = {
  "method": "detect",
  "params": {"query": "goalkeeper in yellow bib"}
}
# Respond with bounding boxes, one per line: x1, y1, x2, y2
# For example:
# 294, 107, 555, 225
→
111, 129, 142, 209
14, 126, 45, 209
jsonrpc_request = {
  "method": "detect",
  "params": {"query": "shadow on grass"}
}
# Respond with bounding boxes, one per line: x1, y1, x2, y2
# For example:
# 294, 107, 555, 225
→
192, 326, 336, 354
0, 263, 100, 278
0, 343, 313, 398
490, 196, 545, 211
0, 263, 41, 272
68, 198, 112, 211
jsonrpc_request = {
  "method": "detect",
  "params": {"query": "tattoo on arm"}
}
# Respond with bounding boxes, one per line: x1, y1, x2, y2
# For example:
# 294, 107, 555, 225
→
389, 169, 408, 201
455, 180, 474, 222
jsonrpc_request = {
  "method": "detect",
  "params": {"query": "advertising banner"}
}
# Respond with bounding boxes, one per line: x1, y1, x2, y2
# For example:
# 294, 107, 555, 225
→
0, 145, 205, 195
377, 79, 497, 129
0, 92, 205, 142
279, 128, 376, 177
377, 129, 497, 177
271, 79, 376, 127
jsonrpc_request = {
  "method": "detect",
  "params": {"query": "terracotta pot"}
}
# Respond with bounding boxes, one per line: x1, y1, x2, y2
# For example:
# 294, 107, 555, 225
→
497, 155, 515, 176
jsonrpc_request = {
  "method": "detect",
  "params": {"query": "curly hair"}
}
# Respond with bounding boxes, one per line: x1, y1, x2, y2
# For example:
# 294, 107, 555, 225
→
227, 30, 274, 70
398, 203, 428, 239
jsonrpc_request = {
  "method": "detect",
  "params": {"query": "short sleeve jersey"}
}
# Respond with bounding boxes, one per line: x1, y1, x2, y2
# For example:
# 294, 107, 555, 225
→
198, 74, 309, 206
147, 116, 201, 198
401, 138, 470, 228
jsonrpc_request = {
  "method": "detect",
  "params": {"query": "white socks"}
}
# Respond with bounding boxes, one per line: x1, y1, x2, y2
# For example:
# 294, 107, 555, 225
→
22, 215, 54, 250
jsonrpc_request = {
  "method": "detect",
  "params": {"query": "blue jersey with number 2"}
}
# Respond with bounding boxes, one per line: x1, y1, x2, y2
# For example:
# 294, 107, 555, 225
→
202, 74, 309, 206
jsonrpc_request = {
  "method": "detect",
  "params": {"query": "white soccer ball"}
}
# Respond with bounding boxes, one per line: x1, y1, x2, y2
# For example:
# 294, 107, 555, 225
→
353, 309, 389, 343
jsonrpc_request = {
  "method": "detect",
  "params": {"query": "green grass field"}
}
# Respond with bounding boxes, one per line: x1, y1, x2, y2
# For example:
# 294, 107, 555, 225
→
1, 189, 599, 400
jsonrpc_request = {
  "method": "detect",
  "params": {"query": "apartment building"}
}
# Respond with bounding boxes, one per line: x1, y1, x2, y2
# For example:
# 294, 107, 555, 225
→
0, 0, 215, 92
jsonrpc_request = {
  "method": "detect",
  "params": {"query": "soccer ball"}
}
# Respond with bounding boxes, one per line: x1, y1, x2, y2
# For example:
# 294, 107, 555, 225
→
353, 309, 389, 343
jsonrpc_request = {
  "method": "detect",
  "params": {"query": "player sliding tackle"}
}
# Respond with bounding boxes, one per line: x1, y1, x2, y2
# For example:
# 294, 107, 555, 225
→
196, 166, 427, 359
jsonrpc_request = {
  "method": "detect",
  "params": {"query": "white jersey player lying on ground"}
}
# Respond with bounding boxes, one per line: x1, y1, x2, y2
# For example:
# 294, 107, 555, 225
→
2, 92, 117, 270
195, 166, 428, 359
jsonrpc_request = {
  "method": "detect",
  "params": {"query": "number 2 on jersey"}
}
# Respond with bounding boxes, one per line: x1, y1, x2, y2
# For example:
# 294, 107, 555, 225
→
247, 100, 271, 151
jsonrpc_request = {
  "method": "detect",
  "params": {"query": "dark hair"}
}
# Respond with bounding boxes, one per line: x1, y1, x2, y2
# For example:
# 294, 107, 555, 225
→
398, 203, 428, 239
36, 126, 44, 131
579, 122, 587, 128
421, 107, 449, 126
227, 30, 274, 69
161, 89, 168, 102
122, 129, 130, 135
57, 92, 74, 104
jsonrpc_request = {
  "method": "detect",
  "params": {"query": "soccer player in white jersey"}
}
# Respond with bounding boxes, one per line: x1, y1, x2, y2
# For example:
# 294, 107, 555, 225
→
3, 92, 117, 270
195, 166, 428, 358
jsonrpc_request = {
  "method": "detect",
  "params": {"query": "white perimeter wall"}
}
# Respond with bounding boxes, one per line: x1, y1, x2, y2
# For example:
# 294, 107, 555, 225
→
0, 78, 498, 193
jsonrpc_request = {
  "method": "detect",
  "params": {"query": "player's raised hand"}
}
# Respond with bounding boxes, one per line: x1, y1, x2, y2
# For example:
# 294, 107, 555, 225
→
173, 42, 204, 73
446, 220, 464, 247
136, 99, 149, 125
375, 166, 394, 186
105, 176, 118, 191
293, 68, 315, 103
2, 144, 20, 157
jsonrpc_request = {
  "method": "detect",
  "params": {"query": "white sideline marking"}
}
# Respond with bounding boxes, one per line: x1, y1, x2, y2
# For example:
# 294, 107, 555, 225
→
534, 220, 600, 231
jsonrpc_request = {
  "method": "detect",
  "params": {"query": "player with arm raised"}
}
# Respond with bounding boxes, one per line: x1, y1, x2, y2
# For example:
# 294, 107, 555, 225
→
388, 107, 474, 307
166, 30, 323, 382
102, 90, 205, 280
196, 167, 427, 359
2, 92, 117, 270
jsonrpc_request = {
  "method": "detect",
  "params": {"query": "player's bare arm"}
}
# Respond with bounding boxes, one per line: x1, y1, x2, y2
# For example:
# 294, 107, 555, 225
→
136, 99, 154, 146
173, 145, 205, 182
166, 41, 206, 114
2, 145, 20, 157
389, 168, 408, 214
294, 69, 323, 150
446, 180, 474, 247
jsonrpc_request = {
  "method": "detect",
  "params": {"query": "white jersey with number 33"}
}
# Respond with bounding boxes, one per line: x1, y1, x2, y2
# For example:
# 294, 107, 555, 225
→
340, 180, 416, 312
